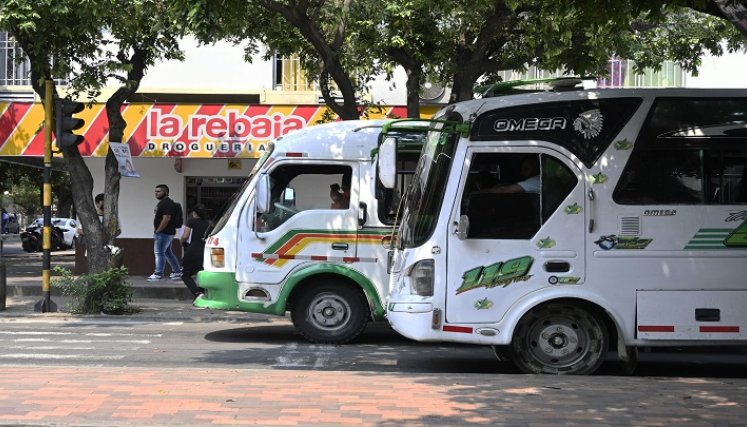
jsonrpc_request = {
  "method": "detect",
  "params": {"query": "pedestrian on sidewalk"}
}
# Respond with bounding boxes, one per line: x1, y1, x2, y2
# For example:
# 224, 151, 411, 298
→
179, 204, 210, 300
148, 184, 182, 281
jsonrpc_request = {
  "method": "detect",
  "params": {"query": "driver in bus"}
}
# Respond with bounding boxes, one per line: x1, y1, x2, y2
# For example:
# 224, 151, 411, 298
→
330, 184, 346, 209
486, 156, 540, 194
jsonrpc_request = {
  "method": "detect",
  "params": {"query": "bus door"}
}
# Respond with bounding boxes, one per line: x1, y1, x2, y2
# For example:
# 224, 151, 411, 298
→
237, 161, 358, 286
445, 148, 585, 324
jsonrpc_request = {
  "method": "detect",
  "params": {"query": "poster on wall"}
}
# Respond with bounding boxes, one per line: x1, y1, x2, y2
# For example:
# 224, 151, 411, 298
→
110, 142, 141, 178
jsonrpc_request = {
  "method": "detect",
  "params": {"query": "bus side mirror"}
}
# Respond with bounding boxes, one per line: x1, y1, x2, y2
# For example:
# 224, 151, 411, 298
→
378, 137, 397, 189
256, 174, 270, 214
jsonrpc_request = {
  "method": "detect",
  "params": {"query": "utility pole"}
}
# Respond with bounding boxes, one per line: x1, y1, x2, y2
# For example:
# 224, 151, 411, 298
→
35, 80, 57, 313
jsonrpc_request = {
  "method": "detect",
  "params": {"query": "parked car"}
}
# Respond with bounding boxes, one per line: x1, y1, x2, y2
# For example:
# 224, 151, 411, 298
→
27, 217, 78, 249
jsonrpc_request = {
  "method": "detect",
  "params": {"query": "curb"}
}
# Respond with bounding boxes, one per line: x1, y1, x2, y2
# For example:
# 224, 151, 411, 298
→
3, 282, 195, 300
0, 296, 280, 324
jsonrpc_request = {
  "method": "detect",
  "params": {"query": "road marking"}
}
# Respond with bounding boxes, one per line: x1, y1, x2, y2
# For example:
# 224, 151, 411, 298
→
4, 338, 152, 344
0, 331, 163, 337
0, 319, 184, 326
0, 353, 125, 360
5, 345, 98, 350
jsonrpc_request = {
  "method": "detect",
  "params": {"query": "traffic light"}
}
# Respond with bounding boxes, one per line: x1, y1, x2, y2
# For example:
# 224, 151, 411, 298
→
54, 99, 85, 148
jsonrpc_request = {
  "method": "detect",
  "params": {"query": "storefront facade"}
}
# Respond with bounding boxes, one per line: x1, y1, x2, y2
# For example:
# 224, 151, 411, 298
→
0, 100, 439, 274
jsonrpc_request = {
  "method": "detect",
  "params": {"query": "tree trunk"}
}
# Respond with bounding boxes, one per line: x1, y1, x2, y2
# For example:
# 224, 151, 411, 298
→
319, 70, 360, 120
12, 26, 112, 273
24, 68, 108, 273
60, 145, 109, 273
387, 47, 423, 118
260, 0, 361, 120
101, 46, 145, 252
449, 65, 482, 103
53, 184, 74, 218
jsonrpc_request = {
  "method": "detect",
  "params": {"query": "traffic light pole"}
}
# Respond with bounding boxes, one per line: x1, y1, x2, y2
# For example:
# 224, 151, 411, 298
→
35, 80, 57, 313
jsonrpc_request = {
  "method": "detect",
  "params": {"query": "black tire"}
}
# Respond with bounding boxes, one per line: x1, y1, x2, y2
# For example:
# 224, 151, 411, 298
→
491, 345, 511, 362
290, 282, 370, 344
509, 303, 608, 375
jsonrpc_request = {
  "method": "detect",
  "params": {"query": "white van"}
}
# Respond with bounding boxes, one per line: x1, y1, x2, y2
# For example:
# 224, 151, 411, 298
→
381, 87, 747, 374
196, 119, 425, 343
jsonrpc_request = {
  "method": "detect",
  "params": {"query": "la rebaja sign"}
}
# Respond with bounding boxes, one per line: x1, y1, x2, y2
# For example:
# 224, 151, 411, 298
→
0, 102, 438, 158
146, 109, 306, 141
144, 108, 307, 156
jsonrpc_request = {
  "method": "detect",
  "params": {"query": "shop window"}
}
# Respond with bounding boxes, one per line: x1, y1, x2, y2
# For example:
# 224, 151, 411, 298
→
185, 176, 248, 221
274, 54, 315, 91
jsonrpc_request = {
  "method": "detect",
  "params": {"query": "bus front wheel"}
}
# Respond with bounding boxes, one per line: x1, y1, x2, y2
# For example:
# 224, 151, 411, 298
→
509, 303, 608, 375
291, 282, 369, 344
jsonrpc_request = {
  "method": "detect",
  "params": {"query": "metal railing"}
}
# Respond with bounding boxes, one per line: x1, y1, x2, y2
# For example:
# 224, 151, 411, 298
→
0, 31, 68, 88
0, 33, 31, 86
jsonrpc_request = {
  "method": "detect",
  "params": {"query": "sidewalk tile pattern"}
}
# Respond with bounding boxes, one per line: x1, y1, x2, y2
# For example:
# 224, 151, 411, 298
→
0, 367, 746, 426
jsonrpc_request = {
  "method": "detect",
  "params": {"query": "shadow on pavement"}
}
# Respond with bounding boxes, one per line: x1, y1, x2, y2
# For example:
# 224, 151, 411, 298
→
202, 321, 747, 378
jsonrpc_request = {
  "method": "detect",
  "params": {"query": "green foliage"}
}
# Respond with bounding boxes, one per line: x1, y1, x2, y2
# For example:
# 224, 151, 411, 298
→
5, 179, 39, 217
176, 0, 376, 119
1, 0, 186, 273
534, 1, 745, 76
68, 0, 185, 101
54, 266, 136, 315
0, 162, 76, 217
3, 0, 745, 121
0, 0, 104, 89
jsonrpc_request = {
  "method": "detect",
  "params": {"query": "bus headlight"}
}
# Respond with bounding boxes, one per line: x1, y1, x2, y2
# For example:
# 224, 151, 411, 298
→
210, 247, 225, 268
410, 259, 434, 296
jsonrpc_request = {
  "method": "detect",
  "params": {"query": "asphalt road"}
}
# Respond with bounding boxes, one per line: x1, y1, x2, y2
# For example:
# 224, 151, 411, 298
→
0, 313, 745, 378
2, 232, 746, 378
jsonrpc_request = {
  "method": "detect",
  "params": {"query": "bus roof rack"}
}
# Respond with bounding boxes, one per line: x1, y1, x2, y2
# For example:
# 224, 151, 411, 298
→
478, 76, 596, 98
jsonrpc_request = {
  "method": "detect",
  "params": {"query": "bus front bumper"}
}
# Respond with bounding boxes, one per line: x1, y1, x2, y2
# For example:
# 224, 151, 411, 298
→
194, 271, 285, 316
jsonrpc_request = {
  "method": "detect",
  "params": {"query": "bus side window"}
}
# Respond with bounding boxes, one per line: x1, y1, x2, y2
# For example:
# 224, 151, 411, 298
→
737, 165, 747, 203
257, 164, 352, 231
614, 150, 747, 205
461, 153, 576, 239
541, 154, 577, 222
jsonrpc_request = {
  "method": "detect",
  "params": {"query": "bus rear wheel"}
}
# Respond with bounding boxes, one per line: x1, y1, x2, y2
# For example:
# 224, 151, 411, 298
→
509, 303, 607, 375
291, 282, 369, 344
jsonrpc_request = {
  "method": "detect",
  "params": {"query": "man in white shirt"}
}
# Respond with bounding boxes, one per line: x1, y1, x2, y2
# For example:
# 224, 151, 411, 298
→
488, 157, 540, 194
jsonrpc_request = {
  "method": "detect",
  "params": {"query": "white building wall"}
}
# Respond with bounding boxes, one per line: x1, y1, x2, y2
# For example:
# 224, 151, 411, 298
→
686, 50, 747, 88
84, 157, 256, 238
139, 37, 275, 93
139, 36, 415, 104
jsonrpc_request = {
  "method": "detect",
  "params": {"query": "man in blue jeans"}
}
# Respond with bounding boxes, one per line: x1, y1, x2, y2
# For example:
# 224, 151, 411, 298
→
147, 184, 182, 281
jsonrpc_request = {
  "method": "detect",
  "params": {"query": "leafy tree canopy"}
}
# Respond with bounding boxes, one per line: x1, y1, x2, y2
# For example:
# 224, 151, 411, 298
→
1, 0, 186, 273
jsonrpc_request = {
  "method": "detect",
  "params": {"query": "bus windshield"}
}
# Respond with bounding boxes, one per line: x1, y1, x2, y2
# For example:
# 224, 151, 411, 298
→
398, 122, 460, 248
209, 142, 275, 236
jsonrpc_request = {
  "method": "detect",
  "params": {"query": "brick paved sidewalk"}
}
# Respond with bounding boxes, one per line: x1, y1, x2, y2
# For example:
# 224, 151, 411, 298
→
0, 366, 745, 426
